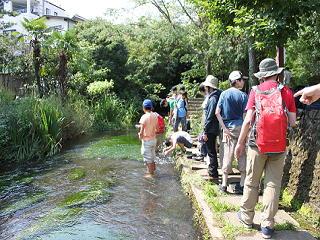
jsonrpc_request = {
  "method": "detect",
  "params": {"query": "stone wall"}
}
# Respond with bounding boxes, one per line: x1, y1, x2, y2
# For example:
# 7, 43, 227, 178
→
282, 110, 320, 211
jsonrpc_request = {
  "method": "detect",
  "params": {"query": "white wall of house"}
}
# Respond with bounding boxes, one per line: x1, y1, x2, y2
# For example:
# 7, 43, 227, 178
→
43, 1, 66, 17
1, 0, 83, 34
45, 17, 76, 32
2, 13, 38, 34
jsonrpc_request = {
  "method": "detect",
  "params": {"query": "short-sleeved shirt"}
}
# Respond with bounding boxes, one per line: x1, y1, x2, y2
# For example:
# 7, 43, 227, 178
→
176, 98, 187, 118
171, 131, 192, 145
217, 88, 248, 127
168, 96, 178, 110
139, 112, 158, 141
246, 81, 296, 113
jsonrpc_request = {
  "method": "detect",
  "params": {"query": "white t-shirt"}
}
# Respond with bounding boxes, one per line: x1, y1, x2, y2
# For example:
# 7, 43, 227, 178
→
171, 131, 192, 145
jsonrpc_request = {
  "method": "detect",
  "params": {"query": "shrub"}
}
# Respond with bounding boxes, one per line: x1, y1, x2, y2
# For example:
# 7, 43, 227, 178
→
91, 94, 139, 131
87, 80, 114, 97
0, 94, 92, 164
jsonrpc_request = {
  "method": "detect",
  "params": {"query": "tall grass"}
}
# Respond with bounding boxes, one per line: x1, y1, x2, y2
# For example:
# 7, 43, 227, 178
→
0, 93, 92, 164
0, 90, 139, 165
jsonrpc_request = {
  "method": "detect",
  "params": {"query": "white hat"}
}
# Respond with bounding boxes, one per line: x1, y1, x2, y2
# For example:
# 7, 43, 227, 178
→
202, 75, 218, 89
229, 71, 248, 83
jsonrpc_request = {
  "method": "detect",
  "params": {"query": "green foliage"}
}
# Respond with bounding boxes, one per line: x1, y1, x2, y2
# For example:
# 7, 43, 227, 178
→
91, 94, 139, 131
286, 13, 320, 87
280, 188, 302, 210
222, 221, 251, 240
219, 80, 230, 91
22, 17, 47, 37
274, 222, 296, 231
87, 80, 114, 96
192, 0, 320, 48
0, 92, 92, 164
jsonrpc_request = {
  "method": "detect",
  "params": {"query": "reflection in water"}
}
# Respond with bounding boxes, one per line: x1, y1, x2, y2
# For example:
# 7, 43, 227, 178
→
0, 133, 201, 240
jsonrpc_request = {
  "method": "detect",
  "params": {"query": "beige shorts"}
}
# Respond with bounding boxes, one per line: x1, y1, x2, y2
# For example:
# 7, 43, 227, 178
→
141, 139, 157, 164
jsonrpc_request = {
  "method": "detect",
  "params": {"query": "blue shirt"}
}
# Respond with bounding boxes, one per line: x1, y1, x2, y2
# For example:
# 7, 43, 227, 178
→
217, 88, 248, 127
176, 98, 187, 118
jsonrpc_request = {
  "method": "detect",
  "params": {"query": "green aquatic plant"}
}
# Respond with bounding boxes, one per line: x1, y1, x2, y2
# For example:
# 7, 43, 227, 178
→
68, 168, 86, 180
85, 135, 141, 160
61, 180, 114, 207
1, 191, 46, 216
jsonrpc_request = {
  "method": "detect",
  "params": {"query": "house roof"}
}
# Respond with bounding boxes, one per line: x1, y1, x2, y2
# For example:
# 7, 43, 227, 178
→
43, 15, 76, 23
43, 14, 85, 23
45, 0, 66, 11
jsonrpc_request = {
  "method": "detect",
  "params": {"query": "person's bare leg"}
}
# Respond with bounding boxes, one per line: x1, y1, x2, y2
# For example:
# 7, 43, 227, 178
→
222, 173, 228, 187
144, 163, 155, 178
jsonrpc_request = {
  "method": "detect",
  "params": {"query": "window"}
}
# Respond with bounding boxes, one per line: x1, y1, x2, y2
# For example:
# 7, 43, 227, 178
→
45, 8, 50, 15
54, 12, 58, 16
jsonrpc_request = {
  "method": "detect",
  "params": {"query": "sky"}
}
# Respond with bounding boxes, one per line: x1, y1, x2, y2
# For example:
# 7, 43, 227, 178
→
51, 0, 158, 22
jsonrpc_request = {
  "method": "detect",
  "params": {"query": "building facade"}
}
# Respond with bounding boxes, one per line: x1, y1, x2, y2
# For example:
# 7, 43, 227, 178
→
1, 0, 84, 34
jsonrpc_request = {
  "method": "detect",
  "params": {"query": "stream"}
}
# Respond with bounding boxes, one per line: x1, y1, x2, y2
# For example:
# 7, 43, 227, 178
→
0, 132, 201, 240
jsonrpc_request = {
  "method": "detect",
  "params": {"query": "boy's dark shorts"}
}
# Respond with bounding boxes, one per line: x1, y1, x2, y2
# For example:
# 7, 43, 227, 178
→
176, 136, 193, 148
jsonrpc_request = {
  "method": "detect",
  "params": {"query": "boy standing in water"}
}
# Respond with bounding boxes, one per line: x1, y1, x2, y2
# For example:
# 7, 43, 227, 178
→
138, 99, 158, 177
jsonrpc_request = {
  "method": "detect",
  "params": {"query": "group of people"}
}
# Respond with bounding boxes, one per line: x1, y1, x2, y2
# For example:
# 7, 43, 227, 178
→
136, 57, 320, 239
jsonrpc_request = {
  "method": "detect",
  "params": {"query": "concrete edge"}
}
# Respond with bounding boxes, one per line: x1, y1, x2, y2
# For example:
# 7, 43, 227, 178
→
175, 156, 225, 240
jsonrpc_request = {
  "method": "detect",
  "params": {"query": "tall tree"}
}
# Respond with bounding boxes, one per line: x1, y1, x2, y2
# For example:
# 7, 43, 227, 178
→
47, 30, 78, 101
22, 17, 47, 97
191, 0, 320, 83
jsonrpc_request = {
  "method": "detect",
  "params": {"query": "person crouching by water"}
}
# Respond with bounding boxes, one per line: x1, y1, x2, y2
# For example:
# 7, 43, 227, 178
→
163, 131, 193, 156
137, 99, 158, 177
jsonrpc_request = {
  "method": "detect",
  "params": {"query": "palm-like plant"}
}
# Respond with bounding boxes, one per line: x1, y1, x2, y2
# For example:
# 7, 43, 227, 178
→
22, 17, 47, 97
49, 30, 78, 101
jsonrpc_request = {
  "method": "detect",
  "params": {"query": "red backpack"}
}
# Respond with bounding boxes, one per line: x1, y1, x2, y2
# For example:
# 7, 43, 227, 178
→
156, 114, 165, 134
253, 85, 288, 154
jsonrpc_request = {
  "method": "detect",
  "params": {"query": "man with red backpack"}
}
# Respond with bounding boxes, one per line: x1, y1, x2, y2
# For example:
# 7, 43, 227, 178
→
235, 58, 297, 239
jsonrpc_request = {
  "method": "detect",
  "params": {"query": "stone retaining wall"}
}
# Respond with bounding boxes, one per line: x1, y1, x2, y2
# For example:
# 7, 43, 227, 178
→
282, 110, 320, 211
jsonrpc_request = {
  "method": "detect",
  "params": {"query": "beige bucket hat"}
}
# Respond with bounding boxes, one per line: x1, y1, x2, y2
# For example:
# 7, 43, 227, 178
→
202, 75, 218, 89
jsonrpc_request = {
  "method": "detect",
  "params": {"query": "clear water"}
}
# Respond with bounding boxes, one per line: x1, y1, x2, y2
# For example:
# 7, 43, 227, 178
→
0, 132, 201, 240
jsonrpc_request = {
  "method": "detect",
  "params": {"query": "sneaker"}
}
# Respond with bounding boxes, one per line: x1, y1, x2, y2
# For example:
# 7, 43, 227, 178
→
192, 156, 204, 161
237, 211, 253, 229
234, 183, 244, 195
261, 226, 274, 239
219, 185, 227, 193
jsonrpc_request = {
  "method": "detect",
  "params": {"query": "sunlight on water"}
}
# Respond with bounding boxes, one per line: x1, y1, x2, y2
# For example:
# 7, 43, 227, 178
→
0, 133, 200, 240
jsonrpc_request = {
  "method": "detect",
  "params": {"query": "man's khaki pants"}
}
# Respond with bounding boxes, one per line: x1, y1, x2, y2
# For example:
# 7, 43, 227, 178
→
222, 125, 246, 175
240, 146, 286, 228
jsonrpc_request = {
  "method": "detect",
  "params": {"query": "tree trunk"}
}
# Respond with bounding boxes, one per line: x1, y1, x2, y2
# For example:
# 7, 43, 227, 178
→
276, 45, 285, 67
33, 39, 43, 98
247, 38, 257, 91
206, 56, 212, 76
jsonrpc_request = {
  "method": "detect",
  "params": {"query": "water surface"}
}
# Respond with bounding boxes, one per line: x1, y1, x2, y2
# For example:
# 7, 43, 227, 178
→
0, 133, 201, 240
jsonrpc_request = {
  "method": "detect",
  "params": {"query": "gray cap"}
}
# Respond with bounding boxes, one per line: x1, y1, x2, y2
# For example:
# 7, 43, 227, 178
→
254, 58, 284, 79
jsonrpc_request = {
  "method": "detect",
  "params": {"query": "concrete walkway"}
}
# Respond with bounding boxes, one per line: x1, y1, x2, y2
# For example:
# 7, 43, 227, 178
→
180, 145, 317, 240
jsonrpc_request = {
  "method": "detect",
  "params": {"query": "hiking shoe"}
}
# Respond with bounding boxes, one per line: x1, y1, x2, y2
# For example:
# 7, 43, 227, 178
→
234, 183, 244, 195
237, 211, 253, 229
261, 226, 274, 239
219, 185, 227, 193
192, 156, 204, 161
